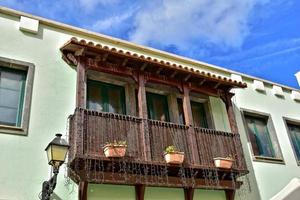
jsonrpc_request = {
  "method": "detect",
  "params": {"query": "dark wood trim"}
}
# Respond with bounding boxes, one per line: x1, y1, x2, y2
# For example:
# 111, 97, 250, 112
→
225, 189, 235, 200
135, 185, 146, 200
137, 73, 151, 161
76, 56, 87, 108
184, 188, 194, 200
85, 57, 219, 97
78, 181, 88, 200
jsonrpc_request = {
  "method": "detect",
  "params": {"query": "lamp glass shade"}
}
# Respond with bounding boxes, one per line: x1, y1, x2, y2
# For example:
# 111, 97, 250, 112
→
46, 144, 69, 165
45, 133, 70, 166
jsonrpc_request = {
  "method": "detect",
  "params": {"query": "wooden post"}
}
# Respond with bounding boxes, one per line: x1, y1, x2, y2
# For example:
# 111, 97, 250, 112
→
78, 181, 88, 200
225, 189, 235, 200
182, 85, 198, 164
76, 56, 87, 108
182, 85, 193, 126
126, 83, 137, 116
184, 188, 194, 200
135, 185, 146, 200
220, 92, 238, 134
137, 73, 151, 161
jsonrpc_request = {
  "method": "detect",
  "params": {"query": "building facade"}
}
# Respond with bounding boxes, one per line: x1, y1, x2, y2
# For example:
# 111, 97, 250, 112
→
0, 6, 299, 200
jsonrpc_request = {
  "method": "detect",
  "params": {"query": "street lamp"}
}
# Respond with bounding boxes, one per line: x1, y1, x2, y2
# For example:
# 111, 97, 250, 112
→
41, 133, 70, 200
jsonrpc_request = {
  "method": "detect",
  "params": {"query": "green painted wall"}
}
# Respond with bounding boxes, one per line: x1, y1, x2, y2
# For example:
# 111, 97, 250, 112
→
88, 184, 227, 200
0, 9, 261, 200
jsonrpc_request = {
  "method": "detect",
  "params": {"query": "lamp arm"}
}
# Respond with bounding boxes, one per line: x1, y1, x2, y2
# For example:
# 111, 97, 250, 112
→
41, 167, 59, 200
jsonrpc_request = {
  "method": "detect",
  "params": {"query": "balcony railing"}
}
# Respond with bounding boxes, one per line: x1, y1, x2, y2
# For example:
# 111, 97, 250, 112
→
68, 108, 248, 189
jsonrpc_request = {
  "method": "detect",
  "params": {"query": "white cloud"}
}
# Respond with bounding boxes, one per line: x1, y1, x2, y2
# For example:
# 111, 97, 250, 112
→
78, 0, 120, 12
129, 0, 269, 51
91, 10, 134, 32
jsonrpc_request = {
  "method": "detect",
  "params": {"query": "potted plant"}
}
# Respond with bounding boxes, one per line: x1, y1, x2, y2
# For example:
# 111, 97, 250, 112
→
103, 140, 127, 158
164, 145, 184, 164
213, 155, 234, 169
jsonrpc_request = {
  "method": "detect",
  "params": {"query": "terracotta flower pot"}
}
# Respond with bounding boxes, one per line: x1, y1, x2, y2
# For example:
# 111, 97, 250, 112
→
103, 145, 127, 158
213, 157, 234, 169
164, 152, 184, 164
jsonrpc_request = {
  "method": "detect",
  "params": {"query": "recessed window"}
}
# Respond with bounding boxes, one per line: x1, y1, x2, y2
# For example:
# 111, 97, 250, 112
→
285, 120, 300, 164
177, 99, 209, 128
87, 80, 126, 115
243, 111, 283, 162
0, 57, 34, 136
0, 67, 26, 126
191, 101, 208, 128
146, 92, 170, 122
177, 98, 185, 125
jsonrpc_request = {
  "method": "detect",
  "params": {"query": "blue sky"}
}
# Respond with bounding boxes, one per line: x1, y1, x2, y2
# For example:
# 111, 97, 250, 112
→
1, 0, 300, 88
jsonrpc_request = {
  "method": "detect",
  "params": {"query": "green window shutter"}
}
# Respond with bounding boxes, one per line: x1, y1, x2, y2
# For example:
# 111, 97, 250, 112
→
87, 80, 126, 115
146, 92, 170, 122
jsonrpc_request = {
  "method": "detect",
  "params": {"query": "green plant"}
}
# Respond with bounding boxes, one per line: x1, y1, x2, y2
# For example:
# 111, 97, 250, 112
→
105, 140, 127, 146
164, 145, 178, 154
225, 154, 234, 160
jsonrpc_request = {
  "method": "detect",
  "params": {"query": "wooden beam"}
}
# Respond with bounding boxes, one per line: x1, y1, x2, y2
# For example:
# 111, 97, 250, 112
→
170, 71, 178, 78
156, 67, 163, 74
76, 56, 87, 108
184, 74, 192, 82
66, 53, 78, 65
121, 58, 128, 66
86, 58, 219, 96
102, 53, 109, 61
184, 188, 194, 200
140, 63, 147, 71
135, 185, 146, 200
199, 79, 206, 86
78, 181, 88, 200
225, 189, 235, 200
71, 169, 243, 190
137, 73, 151, 161
182, 85, 199, 164
75, 48, 86, 56
214, 82, 221, 89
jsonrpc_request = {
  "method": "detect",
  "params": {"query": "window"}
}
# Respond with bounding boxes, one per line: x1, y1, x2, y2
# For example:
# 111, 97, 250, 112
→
0, 57, 34, 136
242, 110, 283, 162
191, 101, 208, 128
177, 99, 209, 128
146, 92, 170, 121
285, 119, 300, 164
0, 67, 26, 126
87, 80, 126, 114
177, 98, 185, 125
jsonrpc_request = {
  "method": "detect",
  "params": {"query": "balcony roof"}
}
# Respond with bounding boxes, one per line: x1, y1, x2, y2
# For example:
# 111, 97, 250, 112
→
60, 37, 247, 92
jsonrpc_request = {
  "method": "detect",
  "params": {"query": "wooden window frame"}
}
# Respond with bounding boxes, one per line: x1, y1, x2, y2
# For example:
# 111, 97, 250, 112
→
283, 117, 300, 166
0, 57, 34, 136
241, 108, 284, 164
146, 91, 170, 122
87, 79, 126, 115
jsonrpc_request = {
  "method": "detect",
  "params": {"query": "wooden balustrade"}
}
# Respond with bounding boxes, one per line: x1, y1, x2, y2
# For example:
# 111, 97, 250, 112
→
68, 108, 248, 190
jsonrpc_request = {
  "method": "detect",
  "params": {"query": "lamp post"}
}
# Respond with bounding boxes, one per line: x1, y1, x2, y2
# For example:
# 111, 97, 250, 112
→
41, 133, 70, 200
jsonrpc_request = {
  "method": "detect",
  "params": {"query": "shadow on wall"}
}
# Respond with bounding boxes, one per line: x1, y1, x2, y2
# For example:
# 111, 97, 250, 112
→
50, 193, 63, 200
232, 101, 262, 200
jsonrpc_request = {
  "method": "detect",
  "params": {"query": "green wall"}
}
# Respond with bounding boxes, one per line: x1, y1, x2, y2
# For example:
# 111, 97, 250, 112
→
88, 184, 226, 200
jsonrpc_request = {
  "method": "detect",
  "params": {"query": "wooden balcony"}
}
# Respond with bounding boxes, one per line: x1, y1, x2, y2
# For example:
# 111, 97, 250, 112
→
68, 108, 248, 191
